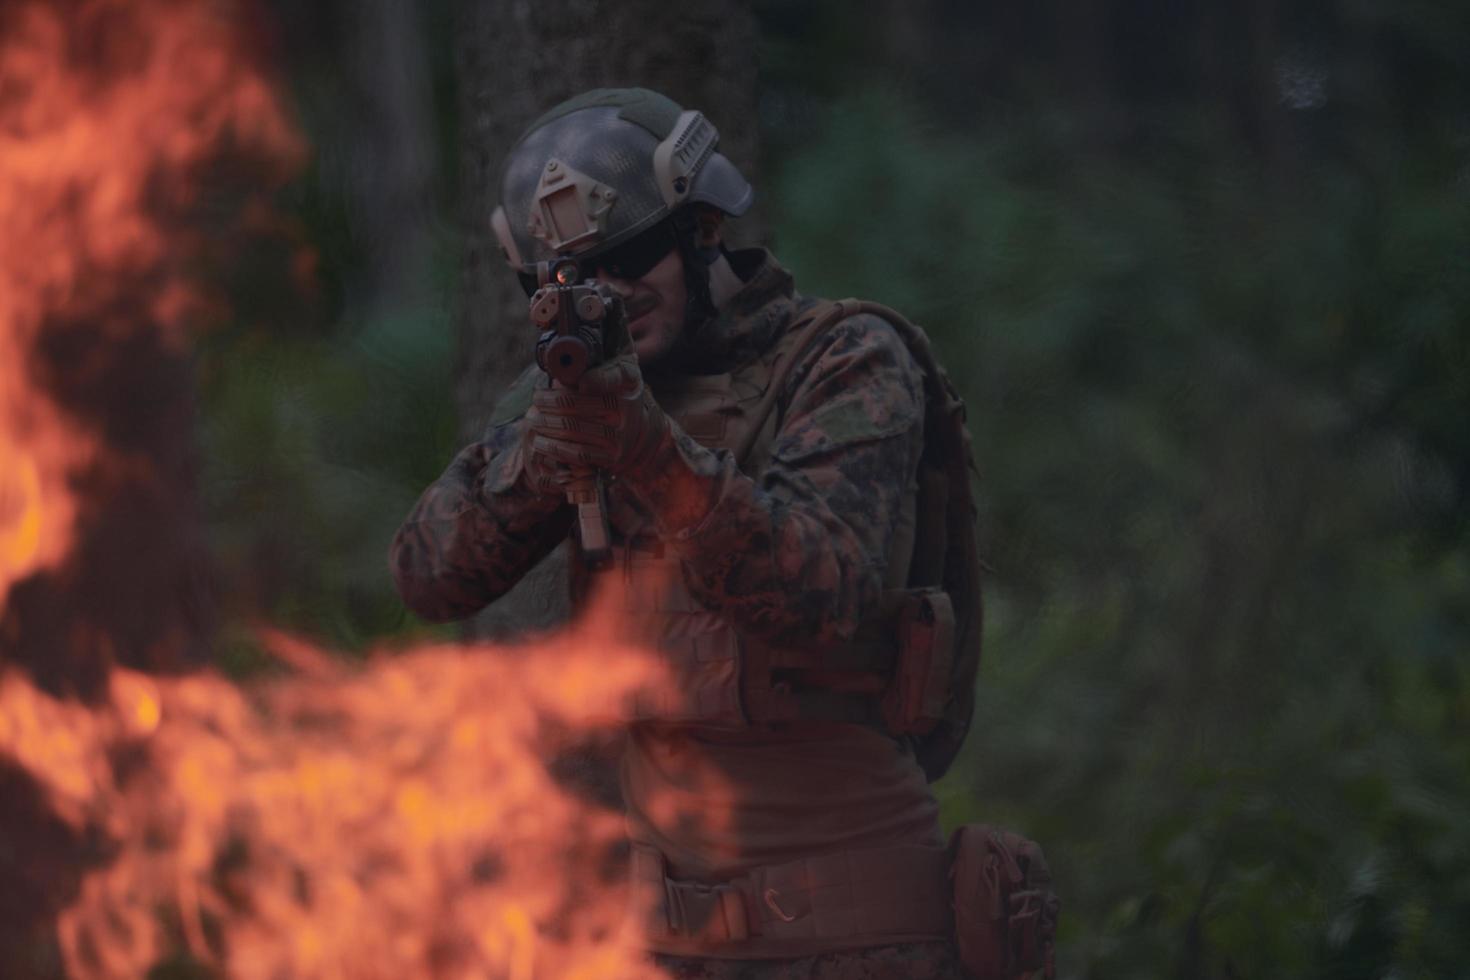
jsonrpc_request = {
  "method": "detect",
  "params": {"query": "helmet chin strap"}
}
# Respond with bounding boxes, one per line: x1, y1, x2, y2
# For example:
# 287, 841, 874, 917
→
673, 207, 718, 339
691, 205, 744, 308
643, 206, 740, 378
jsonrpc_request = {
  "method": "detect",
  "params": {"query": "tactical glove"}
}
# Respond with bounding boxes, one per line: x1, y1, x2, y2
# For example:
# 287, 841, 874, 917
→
525, 353, 671, 481
520, 409, 575, 496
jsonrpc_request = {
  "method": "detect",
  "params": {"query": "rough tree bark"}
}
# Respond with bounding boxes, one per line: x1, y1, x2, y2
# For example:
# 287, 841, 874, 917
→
338, 0, 437, 313
268, 0, 437, 313
452, 0, 762, 640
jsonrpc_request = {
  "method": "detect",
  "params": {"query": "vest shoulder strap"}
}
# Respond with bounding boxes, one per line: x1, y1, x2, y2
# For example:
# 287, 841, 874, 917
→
733, 301, 847, 468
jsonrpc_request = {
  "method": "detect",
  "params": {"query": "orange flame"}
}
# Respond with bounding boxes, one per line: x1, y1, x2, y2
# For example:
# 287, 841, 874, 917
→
0, 0, 301, 610
0, 615, 677, 977
0, 1, 704, 975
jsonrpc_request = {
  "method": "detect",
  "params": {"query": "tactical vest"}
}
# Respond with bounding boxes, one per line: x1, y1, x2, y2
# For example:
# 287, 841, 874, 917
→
580, 300, 982, 782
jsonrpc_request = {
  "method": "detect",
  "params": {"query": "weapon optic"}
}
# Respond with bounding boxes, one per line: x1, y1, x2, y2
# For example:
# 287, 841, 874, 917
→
528, 257, 627, 565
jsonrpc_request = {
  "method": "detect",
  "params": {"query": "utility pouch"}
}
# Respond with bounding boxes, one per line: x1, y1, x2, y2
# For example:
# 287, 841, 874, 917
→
948, 824, 1059, 980
879, 588, 955, 735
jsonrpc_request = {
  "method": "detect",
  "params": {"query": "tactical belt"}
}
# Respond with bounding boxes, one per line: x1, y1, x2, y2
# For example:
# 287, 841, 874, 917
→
628, 842, 952, 958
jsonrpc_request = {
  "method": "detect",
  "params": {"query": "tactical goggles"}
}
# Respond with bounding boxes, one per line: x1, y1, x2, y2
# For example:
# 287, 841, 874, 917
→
517, 219, 679, 297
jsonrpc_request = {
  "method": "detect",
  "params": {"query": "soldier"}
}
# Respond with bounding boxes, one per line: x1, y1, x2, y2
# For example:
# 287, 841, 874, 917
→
391, 88, 976, 978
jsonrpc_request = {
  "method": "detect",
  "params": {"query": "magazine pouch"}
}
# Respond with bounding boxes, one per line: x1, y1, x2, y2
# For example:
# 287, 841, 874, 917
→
949, 824, 1059, 979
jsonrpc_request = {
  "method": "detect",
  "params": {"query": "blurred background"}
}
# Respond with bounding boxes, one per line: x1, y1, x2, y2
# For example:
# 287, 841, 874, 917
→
3, 0, 1468, 976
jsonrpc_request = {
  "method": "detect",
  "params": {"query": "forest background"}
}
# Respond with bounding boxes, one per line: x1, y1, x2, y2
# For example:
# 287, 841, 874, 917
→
5, 0, 1468, 977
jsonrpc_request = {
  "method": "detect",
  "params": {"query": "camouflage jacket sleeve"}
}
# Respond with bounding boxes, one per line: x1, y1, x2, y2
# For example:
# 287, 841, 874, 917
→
626, 313, 926, 648
389, 367, 573, 622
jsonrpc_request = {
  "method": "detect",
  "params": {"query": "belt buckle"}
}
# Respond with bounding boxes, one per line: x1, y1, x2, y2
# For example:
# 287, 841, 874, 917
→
664, 878, 750, 943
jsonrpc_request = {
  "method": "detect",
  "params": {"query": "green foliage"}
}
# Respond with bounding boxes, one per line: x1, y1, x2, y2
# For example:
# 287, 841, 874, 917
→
194, 176, 461, 660
770, 90, 1470, 978
196, 0, 463, 663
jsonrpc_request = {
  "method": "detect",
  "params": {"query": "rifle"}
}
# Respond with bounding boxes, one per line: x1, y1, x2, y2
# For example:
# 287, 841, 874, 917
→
527, 257, 626, 566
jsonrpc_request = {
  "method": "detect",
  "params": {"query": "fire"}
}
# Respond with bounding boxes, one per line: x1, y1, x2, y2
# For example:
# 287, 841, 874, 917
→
0, 1, 700, 976
1, 620, 675, 978
0, 449, 43, 575
0, 0, 300, 610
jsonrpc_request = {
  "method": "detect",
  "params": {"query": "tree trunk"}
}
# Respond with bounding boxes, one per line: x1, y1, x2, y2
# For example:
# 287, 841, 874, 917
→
268, 0, 438, 313
452, 0, 761, 640
339, 0, 437, 313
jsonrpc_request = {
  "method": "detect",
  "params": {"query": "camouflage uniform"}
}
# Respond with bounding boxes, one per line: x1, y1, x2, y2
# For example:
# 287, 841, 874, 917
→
391, 248, 965, 979
392, 249, 924, 647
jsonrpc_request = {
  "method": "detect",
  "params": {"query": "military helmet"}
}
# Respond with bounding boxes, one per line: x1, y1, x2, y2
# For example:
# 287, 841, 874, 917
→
491, 88, 754, 274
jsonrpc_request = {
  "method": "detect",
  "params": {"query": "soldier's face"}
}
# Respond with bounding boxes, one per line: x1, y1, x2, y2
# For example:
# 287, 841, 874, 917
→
595, 248, 687, 366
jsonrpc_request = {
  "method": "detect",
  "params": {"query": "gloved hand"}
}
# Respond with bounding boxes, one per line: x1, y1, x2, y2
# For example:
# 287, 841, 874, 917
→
519, 415, 573, 496
524, 353, 671, 486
